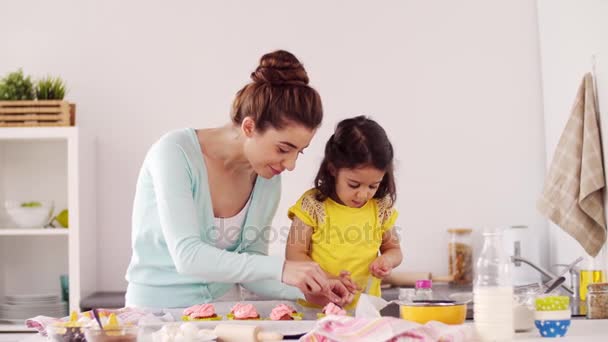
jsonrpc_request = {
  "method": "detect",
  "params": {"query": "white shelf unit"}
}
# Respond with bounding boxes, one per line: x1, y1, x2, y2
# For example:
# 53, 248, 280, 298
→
0, 127, 96, 331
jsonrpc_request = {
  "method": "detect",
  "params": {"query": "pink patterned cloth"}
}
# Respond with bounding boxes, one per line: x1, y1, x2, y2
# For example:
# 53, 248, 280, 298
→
300, 316, 473, 342
26, 308, 147, 337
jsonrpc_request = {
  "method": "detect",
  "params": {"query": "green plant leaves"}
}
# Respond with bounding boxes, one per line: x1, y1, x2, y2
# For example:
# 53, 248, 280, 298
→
0, 69, 35, 100
35, 76, 67, 100
0, 69, 67, 100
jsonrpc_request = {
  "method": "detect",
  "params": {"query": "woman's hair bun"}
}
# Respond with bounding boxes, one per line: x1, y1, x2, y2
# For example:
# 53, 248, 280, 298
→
251, 50, 309, 86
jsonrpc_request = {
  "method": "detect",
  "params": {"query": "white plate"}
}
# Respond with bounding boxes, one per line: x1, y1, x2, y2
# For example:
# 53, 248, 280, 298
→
142, 320, 316, 337
6, 299, 61, 305
0, 309, 67, 318
5, 294, 60, 303
1, 303, 66, 309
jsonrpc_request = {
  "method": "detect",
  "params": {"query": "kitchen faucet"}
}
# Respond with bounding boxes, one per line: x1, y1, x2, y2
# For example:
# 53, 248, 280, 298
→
510, 255, 575, 295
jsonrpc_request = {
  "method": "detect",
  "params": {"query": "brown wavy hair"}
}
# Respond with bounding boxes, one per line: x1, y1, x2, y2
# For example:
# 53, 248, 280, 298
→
314, 116, 396, 205
231, 50, 323, 132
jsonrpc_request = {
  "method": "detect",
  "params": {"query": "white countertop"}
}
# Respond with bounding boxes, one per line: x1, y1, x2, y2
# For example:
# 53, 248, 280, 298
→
2, 318, 606, 341
512, 319, 608, 341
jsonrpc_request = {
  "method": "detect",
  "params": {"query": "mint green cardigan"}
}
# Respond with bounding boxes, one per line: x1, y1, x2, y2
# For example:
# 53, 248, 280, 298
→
125, 128, 302, 308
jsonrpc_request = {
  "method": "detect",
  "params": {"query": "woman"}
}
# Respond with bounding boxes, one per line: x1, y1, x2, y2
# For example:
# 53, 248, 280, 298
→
125, 50, 351, 308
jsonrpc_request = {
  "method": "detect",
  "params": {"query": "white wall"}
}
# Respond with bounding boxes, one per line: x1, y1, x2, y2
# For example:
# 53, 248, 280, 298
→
537, 0, 608, 270
0, 0, 548, 292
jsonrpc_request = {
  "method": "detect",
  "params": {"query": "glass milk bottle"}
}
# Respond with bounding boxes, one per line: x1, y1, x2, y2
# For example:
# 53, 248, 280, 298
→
474, 229, 514, 341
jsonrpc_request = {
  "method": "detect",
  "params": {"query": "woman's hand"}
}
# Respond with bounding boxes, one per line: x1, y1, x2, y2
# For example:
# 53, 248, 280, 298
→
369, 255, 393, 278
304, 278, 354, 307
282, 260, 330, 293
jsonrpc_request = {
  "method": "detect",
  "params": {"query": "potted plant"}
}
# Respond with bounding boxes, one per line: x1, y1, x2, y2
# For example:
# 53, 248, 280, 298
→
0, 69, 73, 127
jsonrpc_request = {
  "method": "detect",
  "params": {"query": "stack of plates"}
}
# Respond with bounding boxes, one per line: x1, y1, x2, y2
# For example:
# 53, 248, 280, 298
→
0, 294, 68, 324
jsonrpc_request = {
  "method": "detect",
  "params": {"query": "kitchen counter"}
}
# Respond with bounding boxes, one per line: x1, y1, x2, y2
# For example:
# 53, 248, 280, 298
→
510, 318, 608, 341
7, 318, 608, 341
4, 292, 606, 341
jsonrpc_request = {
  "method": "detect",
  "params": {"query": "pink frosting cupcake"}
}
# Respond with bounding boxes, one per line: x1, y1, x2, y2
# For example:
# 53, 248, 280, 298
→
322, 302, 347, 316
182, 304, 219, 320
230, 303, 260, 320
270, 304, 298, 321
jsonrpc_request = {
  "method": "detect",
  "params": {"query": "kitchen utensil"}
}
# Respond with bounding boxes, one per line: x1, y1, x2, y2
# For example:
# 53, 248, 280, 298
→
544, 276, 566, 294
399, 300, 467, 325
383, 272, 431, 287
92, 309, 103, 329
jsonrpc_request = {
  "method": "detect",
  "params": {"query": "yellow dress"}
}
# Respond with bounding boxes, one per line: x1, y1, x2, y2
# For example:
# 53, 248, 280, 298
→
288, 189, 398, 309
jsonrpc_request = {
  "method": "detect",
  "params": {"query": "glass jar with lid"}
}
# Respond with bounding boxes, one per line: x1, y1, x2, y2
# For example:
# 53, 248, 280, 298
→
587, 282, 608, 319
414, 279, 433, 300
447, 228, 474, 286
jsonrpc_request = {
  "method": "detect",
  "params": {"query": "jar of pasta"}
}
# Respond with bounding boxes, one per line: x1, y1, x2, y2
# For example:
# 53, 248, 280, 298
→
447, 228, 473, 286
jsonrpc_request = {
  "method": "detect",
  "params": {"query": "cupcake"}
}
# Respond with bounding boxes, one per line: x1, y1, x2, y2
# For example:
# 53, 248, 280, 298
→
317, 302, 347, 319
269, 303, 303, 321
227, 303, 260, 320
181, 304, 222, 321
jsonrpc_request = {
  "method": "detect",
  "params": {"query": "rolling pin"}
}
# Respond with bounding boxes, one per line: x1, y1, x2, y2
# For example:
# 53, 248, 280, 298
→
201, 324, 283, 342
383, 272, 454, 286
383, 272, 431, 286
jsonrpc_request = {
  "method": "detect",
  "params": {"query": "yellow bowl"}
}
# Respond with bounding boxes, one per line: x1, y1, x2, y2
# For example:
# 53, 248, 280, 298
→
400, 301, 467, 325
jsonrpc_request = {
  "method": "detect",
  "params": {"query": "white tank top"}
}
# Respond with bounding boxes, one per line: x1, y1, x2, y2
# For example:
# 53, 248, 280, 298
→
213, 196, 251, 249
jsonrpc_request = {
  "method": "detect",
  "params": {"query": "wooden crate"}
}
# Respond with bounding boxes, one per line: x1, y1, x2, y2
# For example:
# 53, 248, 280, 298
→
0, 100, 72, 127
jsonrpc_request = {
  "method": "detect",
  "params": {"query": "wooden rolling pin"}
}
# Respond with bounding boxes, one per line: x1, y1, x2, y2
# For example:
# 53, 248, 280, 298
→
383, 272, 454, 286
201, 324, 283, 342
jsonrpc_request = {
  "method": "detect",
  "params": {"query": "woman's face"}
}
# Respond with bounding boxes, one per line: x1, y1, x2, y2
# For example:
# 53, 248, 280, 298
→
333, 166, 386, 208
242, 118, 316, 179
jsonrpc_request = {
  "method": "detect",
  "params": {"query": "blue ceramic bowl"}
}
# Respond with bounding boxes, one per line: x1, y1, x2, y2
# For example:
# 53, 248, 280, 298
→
534, 319, 571, 338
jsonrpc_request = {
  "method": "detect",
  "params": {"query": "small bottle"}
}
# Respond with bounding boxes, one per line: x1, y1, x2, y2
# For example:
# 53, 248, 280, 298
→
414, 280, 433, 300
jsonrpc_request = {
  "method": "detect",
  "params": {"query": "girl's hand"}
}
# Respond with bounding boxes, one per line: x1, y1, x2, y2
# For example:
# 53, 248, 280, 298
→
369, 255, 393, 278
338, 270, 361, 294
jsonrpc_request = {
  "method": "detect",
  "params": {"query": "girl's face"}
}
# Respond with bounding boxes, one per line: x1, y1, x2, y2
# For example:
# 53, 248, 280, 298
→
242, 117, 316, 179
333, 165, 386, 208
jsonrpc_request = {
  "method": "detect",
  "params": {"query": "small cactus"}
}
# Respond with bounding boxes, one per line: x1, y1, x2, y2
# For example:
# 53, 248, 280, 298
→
0, 69, 35, 100
35, 76, 67, 100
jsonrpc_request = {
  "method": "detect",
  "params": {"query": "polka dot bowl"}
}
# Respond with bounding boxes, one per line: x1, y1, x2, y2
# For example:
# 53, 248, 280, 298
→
535, 295, 570, 311
534, 319, 571, 338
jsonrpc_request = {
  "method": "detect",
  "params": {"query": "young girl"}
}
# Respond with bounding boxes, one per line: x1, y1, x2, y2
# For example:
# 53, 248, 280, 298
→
286, 116, 403, 309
